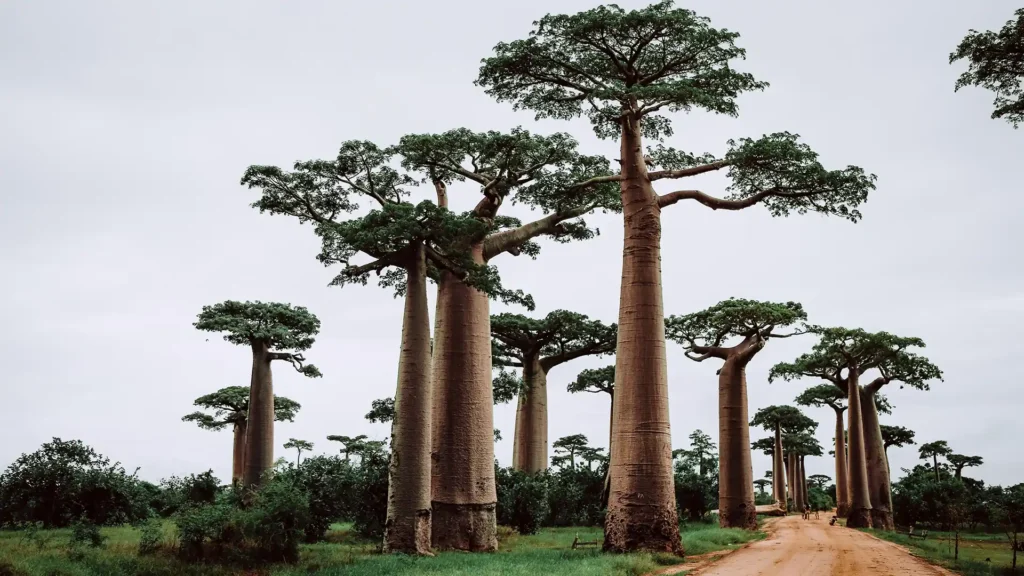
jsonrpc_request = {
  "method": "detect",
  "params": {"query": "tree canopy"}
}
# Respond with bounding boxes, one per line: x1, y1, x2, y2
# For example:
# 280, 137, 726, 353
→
948, 454, 984, 476
880, 425, 916, 451
794, 383, 846, 411
567, 365, 615, 396
181, 386, 301, 430
552, 434, 590, 469
769, 327, 943, 393
808, 474, 832, 490
919, 440, 953, 461
951, 8, 1024, 127
784, 431, 823, 457
194, 301, 321, 365
492, 310, 617, 372
364, 397, 396, 424
751, 437, 775, 455
283, 438, 313, 453
750, 405, 817, 434
666, 299, 806, 362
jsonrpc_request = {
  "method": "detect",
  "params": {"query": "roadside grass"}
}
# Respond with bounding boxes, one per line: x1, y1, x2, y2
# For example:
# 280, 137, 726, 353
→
0, 520, 764, 576
864, 529, 1017, 576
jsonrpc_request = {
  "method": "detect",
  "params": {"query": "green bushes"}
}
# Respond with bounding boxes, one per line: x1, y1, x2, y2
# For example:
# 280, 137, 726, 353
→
495, 468, 550, 534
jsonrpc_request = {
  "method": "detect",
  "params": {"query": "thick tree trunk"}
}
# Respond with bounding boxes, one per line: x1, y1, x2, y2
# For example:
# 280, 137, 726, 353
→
860, 388, 893, 530
717, 358, 756, 529
242, 342, 274, 488
604, 115, 682, 556
384, 246, 433, 554
773, 424, 786, 507
791, 453, 804, 513
833, 409, 850, 517
511, 355, 548, 473
845, 371, 873, 528
430, 244, 497, 552
786, 452, 796, 510
232, 421, 247, 485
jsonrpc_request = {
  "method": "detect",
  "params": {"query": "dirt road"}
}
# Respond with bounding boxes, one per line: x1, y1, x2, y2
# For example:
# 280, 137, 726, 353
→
689, 514, 954, 576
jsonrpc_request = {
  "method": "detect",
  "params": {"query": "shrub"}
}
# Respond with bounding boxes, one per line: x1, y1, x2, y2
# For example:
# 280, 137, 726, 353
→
150, 471, 221, 517
349, 450, 390, 539
807, 487, 834, 512
675, 470, 717, 522
69, 519, 107, 548
546, 466, 606, 527
137, 518, 164, 555
275, 455, 356, 542
496, 467, 549, 535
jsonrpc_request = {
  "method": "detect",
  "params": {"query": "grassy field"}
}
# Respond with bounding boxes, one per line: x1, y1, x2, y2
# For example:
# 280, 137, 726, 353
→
0, 520, 765, 576
865, 529, 1017, 576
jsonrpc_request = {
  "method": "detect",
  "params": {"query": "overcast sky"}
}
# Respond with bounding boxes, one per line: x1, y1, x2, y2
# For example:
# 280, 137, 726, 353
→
2, 0, 1020, 489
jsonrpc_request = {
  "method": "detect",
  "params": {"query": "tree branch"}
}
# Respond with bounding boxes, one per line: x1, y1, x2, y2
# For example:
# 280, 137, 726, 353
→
648, 160, 729, 181
341, 250, 408, 277
482, 204, 590, 261
864, 376, 889, 395
656, 187, 822, 210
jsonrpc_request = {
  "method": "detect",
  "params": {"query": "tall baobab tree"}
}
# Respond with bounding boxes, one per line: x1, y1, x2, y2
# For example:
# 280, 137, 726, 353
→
194, 301, 321, 489
666, 298, 806, 528
283, 438, 313, 466
771, 327, 942, 528
476, 1, 877, 552
919, 440, 953, 481
947, 453, 984, 480
490, 310, 616, 473
182, 386, 301, 484
395, 128, 620, 552
880, 424, 916, 468
750, 406, 816, 510
784, 431, 823, 513
795, 384, 850, 516
950, 8, 1024, 127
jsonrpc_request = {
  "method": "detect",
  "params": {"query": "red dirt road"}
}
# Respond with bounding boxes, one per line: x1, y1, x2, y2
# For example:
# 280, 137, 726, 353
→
688, 514, 954, 576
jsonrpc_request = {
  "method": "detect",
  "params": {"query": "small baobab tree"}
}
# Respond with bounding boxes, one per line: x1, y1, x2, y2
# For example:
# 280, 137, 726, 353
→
328, 435, 368, 462
808, 475, 831, 491
950, 8, 1024, 127
283, 438, 313, 466
919, 441, 953, 482
667, 298, 806, 528
194, 301, 321, 488
551, 434, 590, 471
491, 310, 616, 473
947, 453, 984, 480
476, 1, 877, 554
753, 479, 771, 496
182, 386, 300, 484
880, 424, 916, 473
750, 406, 816, 510
568, 365, 616, 505
795, 384, 850, 516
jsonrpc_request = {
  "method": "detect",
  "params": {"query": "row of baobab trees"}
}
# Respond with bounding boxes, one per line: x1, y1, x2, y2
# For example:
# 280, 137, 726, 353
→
176, 0, 1013, 556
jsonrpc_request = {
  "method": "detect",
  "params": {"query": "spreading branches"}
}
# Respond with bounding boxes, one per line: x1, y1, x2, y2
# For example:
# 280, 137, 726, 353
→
666, 298, 806, 365
182, 387, 301, 430
880, 425, 916, 451
750, 405, 817, 435
951, 8, 1024, 127
794, 383, 847, 413
365, 397, 396, 424
490, 310, 617, 374
194, 300, 321, 356
568, 365, 615, 396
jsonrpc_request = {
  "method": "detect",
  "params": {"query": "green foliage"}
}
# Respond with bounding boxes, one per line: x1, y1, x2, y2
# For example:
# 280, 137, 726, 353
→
492, 311, 617, 376
673, 431, 719, 521
0, 438, 152, 529
136, 518, 163, 555
808, 475, 831, 490
476, 1, 767, 140
346, 447, 389, 539
951, 8, 1024, 127
181, 386, 301, 430
193, 300, 320, 354
751, 437, 775, 456
784, 432, 822, 457
283, 439, 313, 457
948, 454, 985, 477
364, 397, 395, 423
492, 370, 524, 405
675, 430, 718, 478
881, 425, 917, 450
794, 383, 846, 411
275, 455, 357, 542
551, 434, 590, 471
148, 471, 221, 517
749, 405, 816, 435
546, 466, 607, 527
567, 365, 614, 395
769, 326, 943, 390
69, 519, 106, 549
806, 486, 834, 512
495, 467, 550, 535
667, 299, 806, 346
919, 440, 953, 462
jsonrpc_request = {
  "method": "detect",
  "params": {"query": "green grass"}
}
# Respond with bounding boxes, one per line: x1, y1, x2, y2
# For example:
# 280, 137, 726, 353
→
864, 529, 1018, 576
0, 521, 765, 576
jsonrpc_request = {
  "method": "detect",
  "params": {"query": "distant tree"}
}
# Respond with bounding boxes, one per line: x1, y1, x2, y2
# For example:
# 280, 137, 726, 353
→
753, 479, 771, 495
568, 365, 616, 507
947, 454, 984, 480
364, 398, 396, 424
327, 435, 368, 462
750, 406, 816, 508
194, 301, 321, 488
182, 386, 301, 483
880, 425, 916, 454
491, 311, 616, 472
950, 8, 1024, 127
667, 298, 806, 528
493, 429, 502, 443
808, 475, 832, 491
579, 446, 608, 471
784, 431, 823, 513
795, 383, 850, 517
676, 430, 718, 478
990, 483, 1024, 571
283, 439, 313, 466
552, 435, 589, 471
919, 441, 953, 482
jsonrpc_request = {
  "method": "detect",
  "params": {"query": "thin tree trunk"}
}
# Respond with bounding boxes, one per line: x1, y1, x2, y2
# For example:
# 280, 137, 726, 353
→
232, 421, 247, 485
860, 388, 893, 530
845, 371, 873, 528
601, 390, 614, 509
604, 114, 682, 556
717, 358, 756, 529
786, 452, 796, 510
430, 245, 497, 552
933, 455, 940, 481
511, 355, 548, 473
384, 245, 433, 554
773, 424, 786, 508
801, 456, 808, 511
834, 408, 850, 517
242, 341, 273, 488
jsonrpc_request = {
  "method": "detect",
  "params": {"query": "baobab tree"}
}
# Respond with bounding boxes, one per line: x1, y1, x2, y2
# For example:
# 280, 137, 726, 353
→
552, 434, 590, 471
327, 435, 368, 462
808, 475, 831, 491
771, 327, 942, 528
795, 384, 850, 516
194, 301, 321, 489
365, 398, 395, 424
283, 439, 313, 466
948, 454, 984, 480
880, 425, 916, 472
476, 1, 877, 553
919, 440, 954, 482
666, 298, 806, 528
750, 406, 816, 510
784, 431, 823, 513
950, 8, 1024, 127
490, 310, 616, 473
395, 128, 620, 552
568, 364, 615, 505
753, 479, 771, 496
182, 386, 301, 484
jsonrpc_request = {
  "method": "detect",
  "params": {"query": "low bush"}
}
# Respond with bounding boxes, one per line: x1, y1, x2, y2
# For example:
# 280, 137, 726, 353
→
495, 467, 550, 535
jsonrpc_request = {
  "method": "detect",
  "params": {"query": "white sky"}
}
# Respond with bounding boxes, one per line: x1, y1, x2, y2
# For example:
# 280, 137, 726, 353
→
1, 0, 1021, 488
